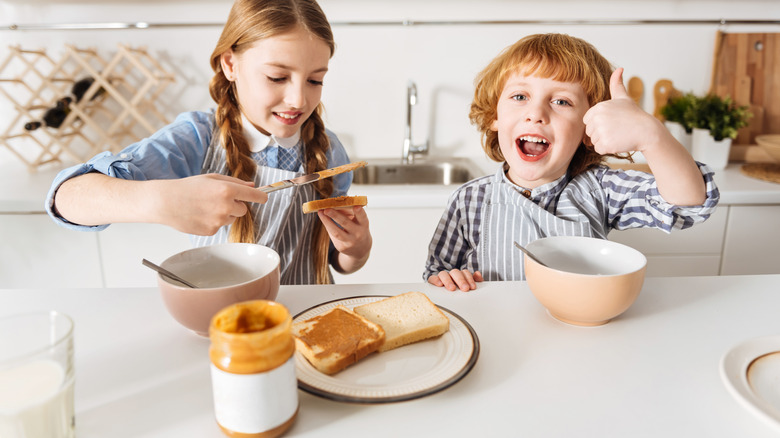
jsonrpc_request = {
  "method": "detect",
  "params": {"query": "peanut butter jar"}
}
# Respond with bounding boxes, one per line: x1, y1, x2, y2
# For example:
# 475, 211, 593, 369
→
209, 300, 298, 437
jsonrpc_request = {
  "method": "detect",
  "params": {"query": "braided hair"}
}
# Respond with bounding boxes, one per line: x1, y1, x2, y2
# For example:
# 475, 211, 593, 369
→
208, 0, 336, 284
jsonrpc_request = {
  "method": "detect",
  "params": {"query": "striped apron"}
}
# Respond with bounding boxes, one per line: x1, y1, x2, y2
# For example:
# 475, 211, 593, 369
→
191, 133, 321, 285
479, 176, 602, 281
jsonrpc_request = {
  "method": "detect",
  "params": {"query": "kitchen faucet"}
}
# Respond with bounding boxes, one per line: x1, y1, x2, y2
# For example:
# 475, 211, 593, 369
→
402, 80, 429, 164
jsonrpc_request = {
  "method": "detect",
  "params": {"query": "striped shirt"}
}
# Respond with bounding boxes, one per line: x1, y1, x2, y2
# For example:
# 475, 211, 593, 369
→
423, 163, 720, 281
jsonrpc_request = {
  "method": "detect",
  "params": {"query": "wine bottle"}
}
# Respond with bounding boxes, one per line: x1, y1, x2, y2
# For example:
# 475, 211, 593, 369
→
23, 106, 71, 131
55, 96, 74, 110
43, 106, 70, 128
71, 77, 105, 102
24, 121, 42, 131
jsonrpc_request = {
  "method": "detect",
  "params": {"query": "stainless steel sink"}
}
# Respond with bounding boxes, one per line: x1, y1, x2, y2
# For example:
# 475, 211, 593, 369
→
352, 158, 479, 185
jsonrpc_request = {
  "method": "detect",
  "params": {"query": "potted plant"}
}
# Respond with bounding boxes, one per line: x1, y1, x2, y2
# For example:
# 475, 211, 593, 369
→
660, 93, 697, 152
689, 94, 752, 169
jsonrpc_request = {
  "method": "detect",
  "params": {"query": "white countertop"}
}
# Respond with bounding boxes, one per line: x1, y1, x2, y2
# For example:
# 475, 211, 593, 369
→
349, 163, 780, 209
3, 157, 778, 213
2, 275, 779, 437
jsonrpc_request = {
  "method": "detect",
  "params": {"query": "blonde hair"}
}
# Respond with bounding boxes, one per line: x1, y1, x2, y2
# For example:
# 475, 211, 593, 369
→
469, 33, 630, 178
209, 0, 336, 284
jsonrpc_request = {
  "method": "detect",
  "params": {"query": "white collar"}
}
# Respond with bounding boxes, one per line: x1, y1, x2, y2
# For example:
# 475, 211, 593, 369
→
241, 113, 301, 152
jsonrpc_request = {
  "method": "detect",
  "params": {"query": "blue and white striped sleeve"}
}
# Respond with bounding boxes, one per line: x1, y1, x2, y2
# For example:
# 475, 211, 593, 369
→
423, 183, 483, 280
600, 162, 720, 233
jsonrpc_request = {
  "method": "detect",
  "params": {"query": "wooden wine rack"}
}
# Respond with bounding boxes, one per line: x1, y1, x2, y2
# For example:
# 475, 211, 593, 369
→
0, 44, 175, 172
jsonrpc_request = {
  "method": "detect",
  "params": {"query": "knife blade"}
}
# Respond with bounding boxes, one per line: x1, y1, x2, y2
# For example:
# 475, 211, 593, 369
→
258, 161, 367, 193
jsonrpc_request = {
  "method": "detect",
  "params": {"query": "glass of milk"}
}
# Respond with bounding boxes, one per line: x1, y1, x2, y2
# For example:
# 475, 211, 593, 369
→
0, 311, 75, 438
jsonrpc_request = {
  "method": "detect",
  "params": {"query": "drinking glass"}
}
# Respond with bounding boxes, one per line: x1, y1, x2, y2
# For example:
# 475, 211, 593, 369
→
0, 311, 75, 438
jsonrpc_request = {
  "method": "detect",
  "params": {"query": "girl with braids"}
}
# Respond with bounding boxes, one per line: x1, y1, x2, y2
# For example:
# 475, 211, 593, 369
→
46, 0, 372, 285
424, 33, 719, 291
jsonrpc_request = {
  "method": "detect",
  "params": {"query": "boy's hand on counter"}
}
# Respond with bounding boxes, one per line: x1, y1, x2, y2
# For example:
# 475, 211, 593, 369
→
428, 269, 483, 292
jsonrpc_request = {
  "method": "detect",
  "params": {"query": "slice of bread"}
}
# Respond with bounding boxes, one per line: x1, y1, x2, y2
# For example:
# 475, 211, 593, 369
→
292, 305, 385, 375
301, 195, 367, 214
315, 160, 367, 179
353, 292, 450, 352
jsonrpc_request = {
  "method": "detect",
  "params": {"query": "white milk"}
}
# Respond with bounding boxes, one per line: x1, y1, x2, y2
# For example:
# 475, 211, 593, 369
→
0, 359, 75, 438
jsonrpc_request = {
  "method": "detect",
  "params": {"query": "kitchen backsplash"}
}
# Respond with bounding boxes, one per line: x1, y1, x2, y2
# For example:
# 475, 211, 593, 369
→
1, 0, 779, 169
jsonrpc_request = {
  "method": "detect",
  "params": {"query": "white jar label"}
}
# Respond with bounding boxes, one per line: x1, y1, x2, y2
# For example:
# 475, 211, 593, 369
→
210, 357, 298, 434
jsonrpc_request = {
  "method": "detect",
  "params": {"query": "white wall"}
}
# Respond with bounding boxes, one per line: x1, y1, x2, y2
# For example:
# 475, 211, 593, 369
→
1, 0, 779, 170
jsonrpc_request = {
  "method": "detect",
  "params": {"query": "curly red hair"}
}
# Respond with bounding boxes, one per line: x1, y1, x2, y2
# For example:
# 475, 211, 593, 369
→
469, 33, 631, 177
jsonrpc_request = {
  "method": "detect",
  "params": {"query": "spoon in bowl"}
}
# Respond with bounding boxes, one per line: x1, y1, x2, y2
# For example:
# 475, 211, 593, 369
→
513, 241, 548, 267
141, 258, 197, 288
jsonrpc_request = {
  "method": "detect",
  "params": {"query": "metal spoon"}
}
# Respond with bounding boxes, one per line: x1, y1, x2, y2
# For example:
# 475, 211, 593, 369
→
513, 241, 548, 267
141, 259, 197, 288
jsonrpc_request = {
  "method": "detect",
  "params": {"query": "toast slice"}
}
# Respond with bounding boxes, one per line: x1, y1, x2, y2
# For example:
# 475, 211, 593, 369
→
302, 195, 367, 214
353, 292, 450, 352
292, 305, 385, 375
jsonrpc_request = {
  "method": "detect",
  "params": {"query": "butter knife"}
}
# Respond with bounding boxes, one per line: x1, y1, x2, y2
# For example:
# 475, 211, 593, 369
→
258, 161, 367, 193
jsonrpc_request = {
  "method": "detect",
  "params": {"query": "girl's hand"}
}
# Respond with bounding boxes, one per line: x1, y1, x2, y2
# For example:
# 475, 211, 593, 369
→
154, 173, 268, 235
318, 206, 372, 274
428, 269, 483, 292
583, 67, 667, 156
53, 172, 267, 233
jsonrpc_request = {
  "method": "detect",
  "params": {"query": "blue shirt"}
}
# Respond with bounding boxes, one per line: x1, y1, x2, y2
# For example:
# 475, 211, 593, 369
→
46, 110, 352, 231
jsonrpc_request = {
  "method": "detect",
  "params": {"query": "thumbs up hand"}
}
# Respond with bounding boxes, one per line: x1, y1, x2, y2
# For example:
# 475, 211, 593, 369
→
583, 67, 661, 155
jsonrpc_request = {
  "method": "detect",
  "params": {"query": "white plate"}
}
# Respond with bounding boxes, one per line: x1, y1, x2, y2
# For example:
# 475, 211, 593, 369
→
721, 335, 780, 431
292, 296, 479, 404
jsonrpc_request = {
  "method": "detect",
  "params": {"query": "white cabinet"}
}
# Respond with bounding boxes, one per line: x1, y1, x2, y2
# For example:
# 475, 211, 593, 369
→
0, 214, 190, 288
98, 223, 192, 287
332, 207, 443, 285
3, 202, 778, 289
0, 213, 103, 288
721, 205, 780, 275
334, 202, 779, 284
608, 207, 728, 277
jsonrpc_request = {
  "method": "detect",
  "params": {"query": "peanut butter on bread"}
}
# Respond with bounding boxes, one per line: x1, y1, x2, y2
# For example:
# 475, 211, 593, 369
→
301, 195, 367, 214
292, 306, 385, 375
315, 161, 367, 179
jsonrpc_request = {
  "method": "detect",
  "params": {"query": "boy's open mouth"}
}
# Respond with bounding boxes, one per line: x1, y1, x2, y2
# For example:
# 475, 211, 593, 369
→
516, 135, 550, 162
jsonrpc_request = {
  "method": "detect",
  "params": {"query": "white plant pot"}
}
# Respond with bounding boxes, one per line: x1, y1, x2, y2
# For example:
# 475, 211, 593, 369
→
691, 128, 732, 169
664, 121, 693, 153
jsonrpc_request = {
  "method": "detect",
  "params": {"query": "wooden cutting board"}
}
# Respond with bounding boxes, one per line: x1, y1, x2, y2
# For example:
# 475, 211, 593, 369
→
710, 32, 780, 145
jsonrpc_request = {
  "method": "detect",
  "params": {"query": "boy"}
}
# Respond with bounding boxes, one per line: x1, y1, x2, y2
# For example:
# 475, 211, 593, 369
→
425, 33, 719, 291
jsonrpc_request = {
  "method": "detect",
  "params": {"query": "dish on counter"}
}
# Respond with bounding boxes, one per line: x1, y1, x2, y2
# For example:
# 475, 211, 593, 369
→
292, 296, 479, 404
721, 335, 780, 431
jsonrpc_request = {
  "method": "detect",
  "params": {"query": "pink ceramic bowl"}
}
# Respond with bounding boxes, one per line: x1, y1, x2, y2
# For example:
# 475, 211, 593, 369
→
157, 243, 280, 336
524, 236, 647, 326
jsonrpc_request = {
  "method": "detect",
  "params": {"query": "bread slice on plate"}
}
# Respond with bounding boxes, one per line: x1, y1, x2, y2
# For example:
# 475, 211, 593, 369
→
292, 305, 385, 375
354, 292, 450, 352
302, 195, 367, 214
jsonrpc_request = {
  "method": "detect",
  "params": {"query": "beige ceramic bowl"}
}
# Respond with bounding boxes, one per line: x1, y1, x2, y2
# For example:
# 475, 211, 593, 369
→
756, 134, 780, 162
157, 243, 281, 336
524, 236, 647, 326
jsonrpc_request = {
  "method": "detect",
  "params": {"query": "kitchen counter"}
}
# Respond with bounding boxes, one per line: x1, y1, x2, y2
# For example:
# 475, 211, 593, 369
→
3, 157, 779, 288
2, 275, 779, 437
3, 160, 780, 214
349, 163, 780, 209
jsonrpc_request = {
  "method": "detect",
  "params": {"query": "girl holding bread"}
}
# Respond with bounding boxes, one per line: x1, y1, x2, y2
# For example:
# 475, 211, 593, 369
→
46, 0, 371, 284
425, 33, 720, 291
